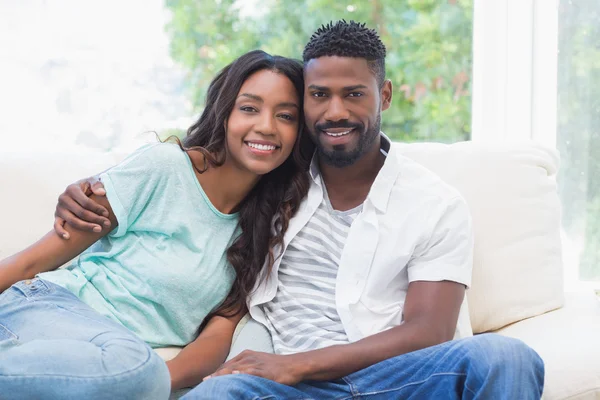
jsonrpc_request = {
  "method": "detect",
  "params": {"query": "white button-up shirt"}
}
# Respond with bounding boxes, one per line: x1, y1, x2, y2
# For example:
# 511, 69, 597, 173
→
249, 133, 474, 342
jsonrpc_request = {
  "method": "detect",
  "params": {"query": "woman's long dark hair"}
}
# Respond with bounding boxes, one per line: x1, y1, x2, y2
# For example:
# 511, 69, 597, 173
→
178, 50, 312, 326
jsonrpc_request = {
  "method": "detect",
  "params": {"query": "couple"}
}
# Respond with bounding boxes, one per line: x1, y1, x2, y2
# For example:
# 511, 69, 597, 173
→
0, 20, 544, 399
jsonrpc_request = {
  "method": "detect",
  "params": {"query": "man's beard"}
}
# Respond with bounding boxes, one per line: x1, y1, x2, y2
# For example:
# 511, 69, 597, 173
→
314, 113, 381, 168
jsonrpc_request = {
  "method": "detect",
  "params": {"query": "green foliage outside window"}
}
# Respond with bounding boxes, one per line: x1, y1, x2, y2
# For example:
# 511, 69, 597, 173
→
164, 0, 473, 143
163, 0, 599, 280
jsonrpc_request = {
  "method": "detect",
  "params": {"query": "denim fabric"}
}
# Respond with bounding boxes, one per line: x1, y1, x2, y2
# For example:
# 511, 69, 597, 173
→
0, 279, 170, 400
183, 333, 544, 400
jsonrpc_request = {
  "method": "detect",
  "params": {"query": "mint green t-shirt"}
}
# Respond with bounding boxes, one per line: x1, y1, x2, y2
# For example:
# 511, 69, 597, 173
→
40, 143, 239, 347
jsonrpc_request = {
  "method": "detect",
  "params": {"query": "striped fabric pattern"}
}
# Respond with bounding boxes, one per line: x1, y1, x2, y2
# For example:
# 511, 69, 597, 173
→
261, 181, 362, 355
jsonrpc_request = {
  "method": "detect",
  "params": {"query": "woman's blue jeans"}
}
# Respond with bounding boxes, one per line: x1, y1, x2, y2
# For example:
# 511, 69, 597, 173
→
0, 279, 171, 400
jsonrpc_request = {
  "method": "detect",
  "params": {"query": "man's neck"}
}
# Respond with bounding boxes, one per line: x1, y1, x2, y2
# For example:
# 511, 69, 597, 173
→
319, 136, 386, 211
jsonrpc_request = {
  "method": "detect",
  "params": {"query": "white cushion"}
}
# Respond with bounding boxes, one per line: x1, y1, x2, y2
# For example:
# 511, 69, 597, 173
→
396, 141, 564, 332
496, 291, 600, 399
0, 149, 124, 260
1, 142, 564, 333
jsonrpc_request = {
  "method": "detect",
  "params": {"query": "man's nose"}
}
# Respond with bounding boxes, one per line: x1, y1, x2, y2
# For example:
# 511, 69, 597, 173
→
324, 96, 350, 121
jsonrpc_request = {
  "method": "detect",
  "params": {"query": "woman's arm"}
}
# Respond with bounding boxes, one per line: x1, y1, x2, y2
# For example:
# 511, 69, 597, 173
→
167, 309, 246, 390
0, 194, 117, 292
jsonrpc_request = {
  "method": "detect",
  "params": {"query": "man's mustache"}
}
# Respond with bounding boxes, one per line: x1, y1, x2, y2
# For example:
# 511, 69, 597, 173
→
315, 121, 363, 131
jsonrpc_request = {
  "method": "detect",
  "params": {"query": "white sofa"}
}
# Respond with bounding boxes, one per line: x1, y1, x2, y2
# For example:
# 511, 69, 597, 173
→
1, 141, 599, 399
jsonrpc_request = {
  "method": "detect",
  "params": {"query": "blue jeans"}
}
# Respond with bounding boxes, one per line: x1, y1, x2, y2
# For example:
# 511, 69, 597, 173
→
183, 333, 544, 399
0, 279, 171, 400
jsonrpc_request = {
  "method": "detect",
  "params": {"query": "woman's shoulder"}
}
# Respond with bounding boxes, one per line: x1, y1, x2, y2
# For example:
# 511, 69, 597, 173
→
120, 142, 187, 169
132, 141, 184, 159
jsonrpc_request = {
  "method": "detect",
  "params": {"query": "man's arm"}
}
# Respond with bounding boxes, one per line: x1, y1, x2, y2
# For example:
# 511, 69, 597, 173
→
53, 177, 111, 239
0, 193, 117, 292
290, 280, 465, 381
210, 280, 465, 384
167, 310, 246, 390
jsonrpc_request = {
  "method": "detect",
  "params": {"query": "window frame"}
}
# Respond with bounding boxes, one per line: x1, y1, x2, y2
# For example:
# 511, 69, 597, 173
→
472, 0, 599, 290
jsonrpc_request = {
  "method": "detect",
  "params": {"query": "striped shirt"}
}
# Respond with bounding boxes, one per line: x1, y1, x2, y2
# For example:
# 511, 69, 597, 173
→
261, 176, 362, 355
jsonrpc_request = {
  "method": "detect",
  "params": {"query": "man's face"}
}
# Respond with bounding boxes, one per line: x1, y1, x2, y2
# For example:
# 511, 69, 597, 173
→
303, 56, 391, 167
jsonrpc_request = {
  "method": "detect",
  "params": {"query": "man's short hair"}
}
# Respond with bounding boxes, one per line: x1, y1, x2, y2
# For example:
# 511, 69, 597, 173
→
302, 20, 387, 86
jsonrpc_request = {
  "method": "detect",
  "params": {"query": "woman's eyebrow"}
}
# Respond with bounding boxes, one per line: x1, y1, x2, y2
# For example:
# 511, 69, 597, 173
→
238, 93, 299, 109
238, 93, 263, 102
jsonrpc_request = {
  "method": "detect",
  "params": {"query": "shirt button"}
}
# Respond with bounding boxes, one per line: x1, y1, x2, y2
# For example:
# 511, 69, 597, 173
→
25, 280, 32, 285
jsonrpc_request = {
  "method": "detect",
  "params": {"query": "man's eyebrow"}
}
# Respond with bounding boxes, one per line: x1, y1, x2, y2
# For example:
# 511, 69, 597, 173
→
343, 84, 368, 91
237, 93, 298, 109
308, 84, 329, 91
307, 84, 369, 91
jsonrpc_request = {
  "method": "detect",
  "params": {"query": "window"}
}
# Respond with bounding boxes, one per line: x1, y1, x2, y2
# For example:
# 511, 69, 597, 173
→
0, 1, 473, 151
557, 0, 600, 282
0, 0, 192, 151
166, 0, 474, 143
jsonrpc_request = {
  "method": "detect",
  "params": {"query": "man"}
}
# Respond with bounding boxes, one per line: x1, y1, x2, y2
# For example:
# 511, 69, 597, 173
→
54, 20, 544, 399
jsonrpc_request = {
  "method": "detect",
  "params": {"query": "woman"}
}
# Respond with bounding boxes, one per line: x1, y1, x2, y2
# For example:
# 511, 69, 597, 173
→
0, 50, 310, 400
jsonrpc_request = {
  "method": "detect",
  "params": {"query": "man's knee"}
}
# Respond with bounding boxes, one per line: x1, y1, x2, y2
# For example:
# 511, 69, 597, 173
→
462, 334, 544, 374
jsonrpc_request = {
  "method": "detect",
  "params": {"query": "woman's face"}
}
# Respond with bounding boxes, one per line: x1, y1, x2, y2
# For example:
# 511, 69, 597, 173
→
225, 69, 301, 176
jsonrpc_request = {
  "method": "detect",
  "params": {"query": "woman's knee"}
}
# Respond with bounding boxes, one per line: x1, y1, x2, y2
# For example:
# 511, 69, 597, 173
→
97, 349, 170, 400
126, 350, 171, 400
94, 337, 170, 399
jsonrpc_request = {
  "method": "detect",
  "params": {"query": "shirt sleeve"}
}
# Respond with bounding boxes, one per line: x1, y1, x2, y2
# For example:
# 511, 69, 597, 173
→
407, 195, 474, 288
99, 143, 182, 237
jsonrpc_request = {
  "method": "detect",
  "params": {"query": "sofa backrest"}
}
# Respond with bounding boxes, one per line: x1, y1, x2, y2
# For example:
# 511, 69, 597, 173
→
0, 141, 564, 333
396, 141, 564, 332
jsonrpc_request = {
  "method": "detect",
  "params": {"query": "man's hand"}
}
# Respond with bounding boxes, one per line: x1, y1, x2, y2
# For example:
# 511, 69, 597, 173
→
54, 177, 111, 239
206, 351, 305, 386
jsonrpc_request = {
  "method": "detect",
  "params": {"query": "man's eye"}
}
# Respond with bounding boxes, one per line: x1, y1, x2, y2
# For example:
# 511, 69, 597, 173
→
348, 92, 363, 97
312, 92, 327, 98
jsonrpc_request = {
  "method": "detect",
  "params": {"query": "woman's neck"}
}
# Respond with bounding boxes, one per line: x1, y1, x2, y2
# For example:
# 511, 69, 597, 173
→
188, 151, 260, 214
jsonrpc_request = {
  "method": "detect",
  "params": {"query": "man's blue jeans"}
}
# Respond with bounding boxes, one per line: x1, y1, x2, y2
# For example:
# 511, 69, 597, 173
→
184, 333, 544, 399
0, 279, 171, 400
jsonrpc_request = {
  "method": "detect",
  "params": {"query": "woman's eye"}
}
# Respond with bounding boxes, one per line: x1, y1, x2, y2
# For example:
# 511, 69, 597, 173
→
278, 114, 295, 121
240, 106, 257, 112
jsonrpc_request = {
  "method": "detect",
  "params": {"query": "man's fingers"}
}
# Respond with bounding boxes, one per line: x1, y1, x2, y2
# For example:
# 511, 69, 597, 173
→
205, 368, 234, 380
90, 180, 106, 196
58, 208, 103, 233
58, 195, 108, 228
65, 186, 110, 219
54, 217, 69, 239
68, 184, 109, 217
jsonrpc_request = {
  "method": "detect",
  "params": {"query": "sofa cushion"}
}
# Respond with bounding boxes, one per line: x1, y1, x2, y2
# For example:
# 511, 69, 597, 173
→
396, 141, 564, 333
0, 141, 564, 334
496, 291, 600, 400
0, 149, 125, 261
